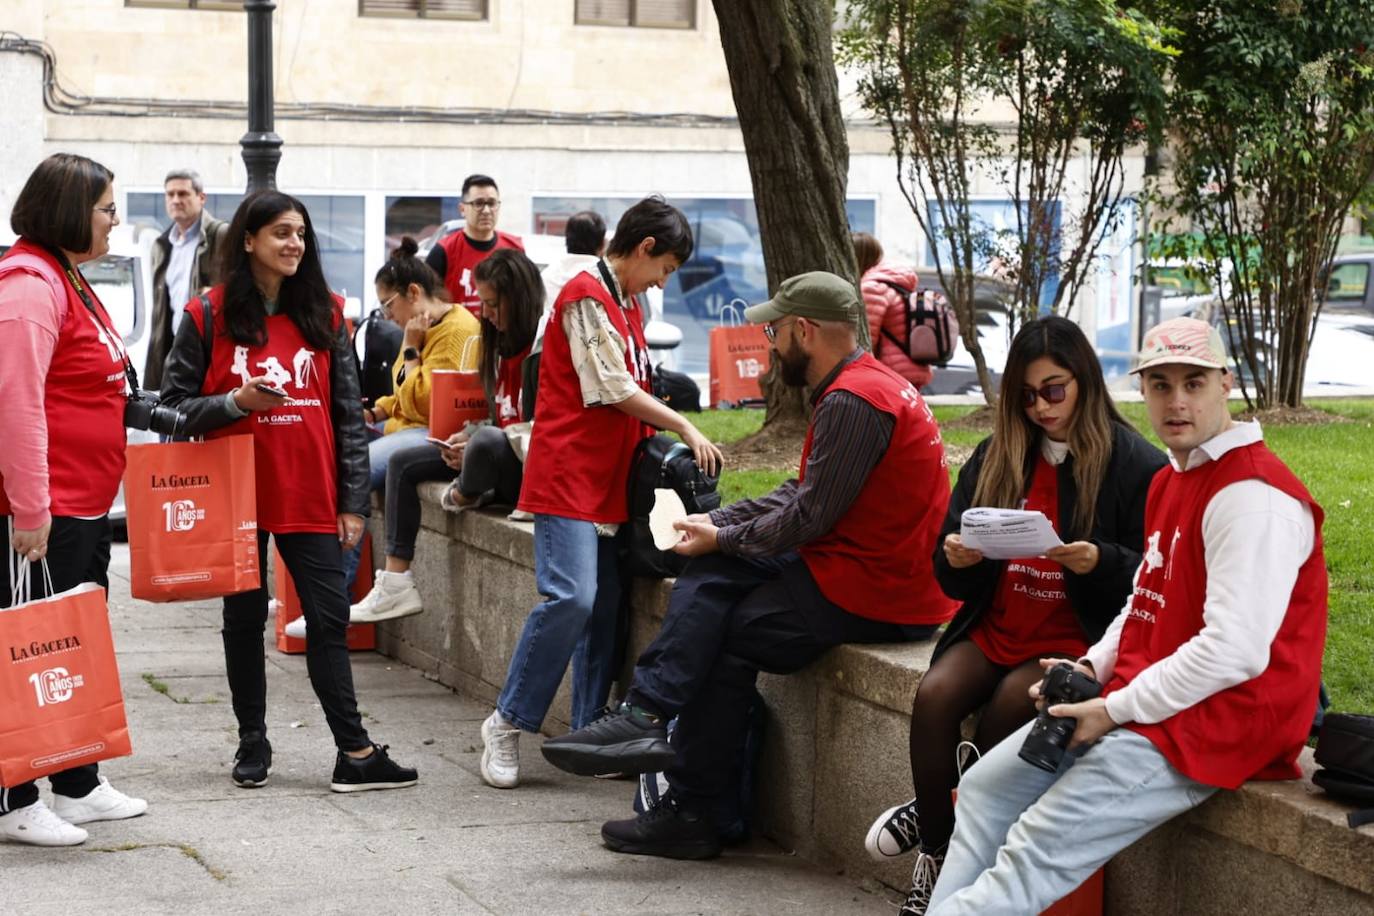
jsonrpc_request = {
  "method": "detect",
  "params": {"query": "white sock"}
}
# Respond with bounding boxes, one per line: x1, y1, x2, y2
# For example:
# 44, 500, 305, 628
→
491, 710, 513, 730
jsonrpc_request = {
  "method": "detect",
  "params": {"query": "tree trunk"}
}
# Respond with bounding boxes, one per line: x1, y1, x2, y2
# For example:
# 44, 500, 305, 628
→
712, 0, 863, 431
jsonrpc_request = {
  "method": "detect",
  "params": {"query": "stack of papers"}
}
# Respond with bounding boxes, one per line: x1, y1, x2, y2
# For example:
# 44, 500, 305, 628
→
959, 508, 1063, 559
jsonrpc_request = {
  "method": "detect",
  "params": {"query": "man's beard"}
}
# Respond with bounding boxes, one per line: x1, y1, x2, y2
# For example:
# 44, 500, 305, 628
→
778, 341, 810, 387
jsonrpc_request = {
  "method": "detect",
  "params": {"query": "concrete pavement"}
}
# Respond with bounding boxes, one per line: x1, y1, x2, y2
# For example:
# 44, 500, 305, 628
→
0, 544, 897, 915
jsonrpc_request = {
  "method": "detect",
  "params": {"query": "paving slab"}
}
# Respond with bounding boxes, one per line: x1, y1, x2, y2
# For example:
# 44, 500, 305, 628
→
0, 545, 895, 915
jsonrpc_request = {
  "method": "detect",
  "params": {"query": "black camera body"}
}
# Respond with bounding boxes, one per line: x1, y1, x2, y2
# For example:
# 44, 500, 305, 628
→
1018, 662, 1102, 773
125, 388, 187, 439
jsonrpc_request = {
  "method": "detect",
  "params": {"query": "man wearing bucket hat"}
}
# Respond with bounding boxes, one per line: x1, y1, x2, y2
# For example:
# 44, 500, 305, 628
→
922, 316, 1328, 914
541, 270, 958, 859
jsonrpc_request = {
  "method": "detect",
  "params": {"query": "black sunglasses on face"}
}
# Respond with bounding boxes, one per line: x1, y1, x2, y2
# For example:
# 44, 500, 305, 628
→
1022, 380, 1073, 408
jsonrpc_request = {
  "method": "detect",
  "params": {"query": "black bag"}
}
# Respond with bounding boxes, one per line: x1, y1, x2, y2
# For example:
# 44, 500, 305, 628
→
520, 350, 540, 422
353, 308, 404, 408
626, 434, 721, 579
1312, 713, 1374, 828
653, 363, 701, 413
877, 279, 960, 366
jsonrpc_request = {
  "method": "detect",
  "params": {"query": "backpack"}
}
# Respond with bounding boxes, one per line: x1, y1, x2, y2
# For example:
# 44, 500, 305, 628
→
653, 363, 701, 413
353, 308, 404, 408
877, 279, 959, 366
1312, 713, 1374, 828
625, 434, 721, 579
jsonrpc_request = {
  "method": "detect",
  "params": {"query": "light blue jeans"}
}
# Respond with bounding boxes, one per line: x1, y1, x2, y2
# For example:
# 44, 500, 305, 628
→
343, 425, 432, 589
496, 514, 621, 733
927, 720, 1217, 915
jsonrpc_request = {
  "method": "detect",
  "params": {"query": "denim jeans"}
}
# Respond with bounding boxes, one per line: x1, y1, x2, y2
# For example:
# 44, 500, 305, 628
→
496, 515, 621, 733
927, 721, 1216, 915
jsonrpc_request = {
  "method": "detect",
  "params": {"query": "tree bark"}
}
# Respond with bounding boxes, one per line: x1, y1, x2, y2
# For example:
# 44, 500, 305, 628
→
712, 0, 864, 431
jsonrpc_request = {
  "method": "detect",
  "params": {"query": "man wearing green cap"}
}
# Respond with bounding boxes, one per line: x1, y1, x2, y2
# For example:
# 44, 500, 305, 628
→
542, 270, 959, 860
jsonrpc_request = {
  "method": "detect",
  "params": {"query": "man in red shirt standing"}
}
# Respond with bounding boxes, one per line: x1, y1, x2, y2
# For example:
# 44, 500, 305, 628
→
424, 174, 524, 318
922, 317, 1328, 915
542, 271, 958, 860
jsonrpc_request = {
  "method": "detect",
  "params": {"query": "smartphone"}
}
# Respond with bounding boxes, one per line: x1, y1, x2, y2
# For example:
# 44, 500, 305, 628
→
255, 383, 289, 398
425, 436, 450, 447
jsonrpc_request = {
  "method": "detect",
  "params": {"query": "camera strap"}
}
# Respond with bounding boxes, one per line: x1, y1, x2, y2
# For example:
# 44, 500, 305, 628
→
50, 246, 142, 394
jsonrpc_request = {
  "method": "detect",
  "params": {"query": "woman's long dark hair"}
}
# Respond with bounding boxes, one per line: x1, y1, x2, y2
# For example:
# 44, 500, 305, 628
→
218, 190, 336, 351
473, 249, 544, 404
972, 315, 1127, 537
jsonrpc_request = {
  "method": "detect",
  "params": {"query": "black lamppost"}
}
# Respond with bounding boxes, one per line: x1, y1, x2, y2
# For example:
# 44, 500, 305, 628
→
241, 0, 282, 193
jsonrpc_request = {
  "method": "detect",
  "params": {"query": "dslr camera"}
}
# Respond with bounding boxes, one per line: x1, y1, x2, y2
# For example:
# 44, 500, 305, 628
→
125, 388, 188, 439
1018, 662, 1102, 773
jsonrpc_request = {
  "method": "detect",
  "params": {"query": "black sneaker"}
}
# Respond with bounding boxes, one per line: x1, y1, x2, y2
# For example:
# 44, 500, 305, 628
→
330, 743, 418, 793
232, 734, 272, 788
541, 702, 675, 777
601, 795, 722, 860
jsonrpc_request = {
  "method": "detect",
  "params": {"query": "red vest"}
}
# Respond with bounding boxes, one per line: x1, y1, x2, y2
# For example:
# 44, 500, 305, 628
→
1106, 441, 1327, 789
190, 287, 343, 534
0, 240, 128, 519
494, 346, 529, 429
518, 269, 651, 523
439, 231, 524, 318
798, 354, 958, 625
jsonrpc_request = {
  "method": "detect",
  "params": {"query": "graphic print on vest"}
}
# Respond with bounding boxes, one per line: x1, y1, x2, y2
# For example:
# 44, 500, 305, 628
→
230, 344, 317, 396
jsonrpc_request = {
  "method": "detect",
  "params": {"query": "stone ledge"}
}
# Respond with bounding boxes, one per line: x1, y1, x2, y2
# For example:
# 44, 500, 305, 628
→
368, 496, 1374, 912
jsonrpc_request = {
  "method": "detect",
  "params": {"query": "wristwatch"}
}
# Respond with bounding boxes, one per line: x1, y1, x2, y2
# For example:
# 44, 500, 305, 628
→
403, 347, 420, 362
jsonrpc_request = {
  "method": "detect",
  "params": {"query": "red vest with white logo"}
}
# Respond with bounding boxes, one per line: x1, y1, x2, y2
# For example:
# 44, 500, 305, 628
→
797, 353, 958, 625
494, 347, 528, 429
190, 287, 343, 534
439, 231, 524, 318
1105, 441, 1327, 789
518, 269, 650, 523
0, 240, 128, 518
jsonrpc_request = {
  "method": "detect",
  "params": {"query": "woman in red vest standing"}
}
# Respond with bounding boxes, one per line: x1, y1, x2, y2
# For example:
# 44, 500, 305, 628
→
160, 191, 417, 794
866, 316, 1165, 914
478, 197, 722, 789
0, 153, 149, 846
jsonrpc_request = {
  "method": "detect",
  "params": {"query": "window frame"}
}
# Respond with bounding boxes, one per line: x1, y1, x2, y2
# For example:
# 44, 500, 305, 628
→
125, 0, 244, 9
574, 0, 697, 30
357, 0, 489, 20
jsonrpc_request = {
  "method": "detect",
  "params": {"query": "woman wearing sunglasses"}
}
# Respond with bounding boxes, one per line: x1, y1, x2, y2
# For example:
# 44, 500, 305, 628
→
866, 315, 1165, 915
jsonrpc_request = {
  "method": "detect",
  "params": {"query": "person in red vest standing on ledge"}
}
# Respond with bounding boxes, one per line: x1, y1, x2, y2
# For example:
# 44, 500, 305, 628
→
542, 271, 958, 860
924, 316, 1329, 915
424, 174, 523, 319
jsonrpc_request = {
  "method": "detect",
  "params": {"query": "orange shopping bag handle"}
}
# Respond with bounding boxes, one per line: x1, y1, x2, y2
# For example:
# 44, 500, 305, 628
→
717, 298, 749, 329
6, 518, 55, 607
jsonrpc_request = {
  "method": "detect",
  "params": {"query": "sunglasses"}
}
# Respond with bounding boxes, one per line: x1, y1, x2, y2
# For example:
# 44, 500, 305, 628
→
1021, 379, 1073, 408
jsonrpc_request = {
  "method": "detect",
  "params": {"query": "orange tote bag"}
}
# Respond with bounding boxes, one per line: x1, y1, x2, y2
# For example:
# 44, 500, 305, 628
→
429, 336, 488, 440
124, 435, 260, 602
708, 301, 771, 408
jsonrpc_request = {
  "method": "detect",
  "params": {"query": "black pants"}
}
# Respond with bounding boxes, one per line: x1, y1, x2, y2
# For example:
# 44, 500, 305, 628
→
222, 530, 369, 751
384, 429, 523, 561
626, 552, 938, 806
0, 516, 110, 813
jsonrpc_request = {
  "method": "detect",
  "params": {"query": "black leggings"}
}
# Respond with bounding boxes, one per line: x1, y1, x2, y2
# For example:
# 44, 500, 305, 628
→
383, 427, 523, 561
908, 639, 1073, 853
0, 516, 110, 813
222, 530, 369, 751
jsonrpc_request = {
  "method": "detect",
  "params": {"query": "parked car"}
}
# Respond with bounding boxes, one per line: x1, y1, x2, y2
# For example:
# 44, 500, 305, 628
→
1321, 253, 1374, 314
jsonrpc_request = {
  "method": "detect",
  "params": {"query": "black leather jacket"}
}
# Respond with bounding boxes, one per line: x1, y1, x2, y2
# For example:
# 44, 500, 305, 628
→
931, 420, 1166, 662
158, 295, 371, 519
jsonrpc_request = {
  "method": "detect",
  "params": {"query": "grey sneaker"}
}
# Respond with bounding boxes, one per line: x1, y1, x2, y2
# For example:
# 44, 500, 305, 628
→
480, 710, 521, 789
900, 850, 945, 915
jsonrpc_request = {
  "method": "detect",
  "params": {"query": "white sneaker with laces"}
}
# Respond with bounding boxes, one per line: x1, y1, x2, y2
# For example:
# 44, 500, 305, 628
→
283, 615, 307, 640
51, 776, 148, 825
349, 571, 424, 625
900, 850, 945, 916
480, 710, 521, 789
0, 800, 88, 846
865, 797, 921, 860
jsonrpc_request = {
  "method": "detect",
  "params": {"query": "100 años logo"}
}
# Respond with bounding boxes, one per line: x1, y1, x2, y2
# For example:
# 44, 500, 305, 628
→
162, 499, 206, 532
27, 666, 84, 707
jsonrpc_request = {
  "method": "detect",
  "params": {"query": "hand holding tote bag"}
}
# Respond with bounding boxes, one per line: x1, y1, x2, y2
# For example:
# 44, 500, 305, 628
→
0, 549, 132, 784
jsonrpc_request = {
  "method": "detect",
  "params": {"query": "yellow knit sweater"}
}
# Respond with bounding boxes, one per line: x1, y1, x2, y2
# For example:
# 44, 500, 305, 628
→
373, 305, 482, 433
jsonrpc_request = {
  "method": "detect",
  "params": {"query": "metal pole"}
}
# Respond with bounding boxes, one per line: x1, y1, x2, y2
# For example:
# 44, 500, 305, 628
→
241, 0, 282, 193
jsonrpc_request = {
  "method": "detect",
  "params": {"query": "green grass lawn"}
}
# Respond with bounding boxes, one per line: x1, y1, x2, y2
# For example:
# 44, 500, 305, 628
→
696, 401, 1374, 712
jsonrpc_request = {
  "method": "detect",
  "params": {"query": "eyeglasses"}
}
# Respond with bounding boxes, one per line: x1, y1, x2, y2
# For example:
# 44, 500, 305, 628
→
1021, 378, 1075, 408
462, 198, 501, 212
93, 204, 118, 218
763, 317, 800, 343
380, 292, 401, 315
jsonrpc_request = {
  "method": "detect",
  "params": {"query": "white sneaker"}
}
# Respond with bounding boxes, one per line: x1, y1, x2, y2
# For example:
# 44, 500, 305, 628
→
283, 615, 307, 640
506, 508, 534, 522
480, 710, 521, 789
349, 571, 424, 625
51, 776, 148, 825
0, 800, 88, 846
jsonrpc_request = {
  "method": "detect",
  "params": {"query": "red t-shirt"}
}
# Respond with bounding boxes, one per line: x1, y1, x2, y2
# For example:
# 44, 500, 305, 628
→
190, 288, 342, 534
970, 455, 1088, 666
438, 231, 524, 318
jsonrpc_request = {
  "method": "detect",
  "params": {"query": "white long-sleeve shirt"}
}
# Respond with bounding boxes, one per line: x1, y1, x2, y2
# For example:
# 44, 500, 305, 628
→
1083, 421, 1315, 726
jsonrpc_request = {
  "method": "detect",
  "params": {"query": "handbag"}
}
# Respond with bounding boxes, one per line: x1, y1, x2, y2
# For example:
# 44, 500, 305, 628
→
708, 300, 771, 408
124, 434, 260, 602
1313, 713, 1374, 828
429, 336, 488, 440
0, 550, 133, 784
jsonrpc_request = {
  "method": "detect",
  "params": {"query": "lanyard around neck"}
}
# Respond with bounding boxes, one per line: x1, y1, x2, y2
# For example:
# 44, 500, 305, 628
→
51, 247, 141, 392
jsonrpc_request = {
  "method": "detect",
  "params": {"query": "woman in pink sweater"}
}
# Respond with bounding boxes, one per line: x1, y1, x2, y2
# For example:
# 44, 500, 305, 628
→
854, 232, 934, 391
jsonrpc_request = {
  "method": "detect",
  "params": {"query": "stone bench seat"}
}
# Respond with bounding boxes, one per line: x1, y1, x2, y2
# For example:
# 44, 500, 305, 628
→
369, 490, 1374, 914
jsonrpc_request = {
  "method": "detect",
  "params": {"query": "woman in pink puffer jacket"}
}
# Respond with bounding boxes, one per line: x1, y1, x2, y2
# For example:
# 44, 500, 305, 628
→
853, 232, 934, 390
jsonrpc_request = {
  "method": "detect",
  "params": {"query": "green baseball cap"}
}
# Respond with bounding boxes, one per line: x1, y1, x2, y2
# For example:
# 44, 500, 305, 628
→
743, 271, 860, 324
